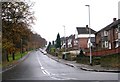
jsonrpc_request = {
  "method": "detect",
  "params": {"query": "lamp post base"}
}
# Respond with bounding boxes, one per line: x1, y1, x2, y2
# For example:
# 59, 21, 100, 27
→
90, 63, 93, 66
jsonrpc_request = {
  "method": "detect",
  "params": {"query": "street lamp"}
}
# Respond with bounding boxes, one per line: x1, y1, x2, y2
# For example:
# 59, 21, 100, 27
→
63, 25, 66, 52
85, 5, 92, 65
63, 25, 66, 59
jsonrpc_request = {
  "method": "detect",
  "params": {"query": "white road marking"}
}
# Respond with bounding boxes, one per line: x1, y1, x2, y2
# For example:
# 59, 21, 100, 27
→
42, 70, 47, 75
37, 53, 51, 76
0, 64, 17, 73
37, 52, 77, 80
41, 67, 44, 70
44, 70, 50, 75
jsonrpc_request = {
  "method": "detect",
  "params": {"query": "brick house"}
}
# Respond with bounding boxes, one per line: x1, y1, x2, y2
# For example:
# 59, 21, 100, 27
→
61, 35, 77, 50
95, 18, 120, 50
61, 37, 65, 48
76, 27, 96, 50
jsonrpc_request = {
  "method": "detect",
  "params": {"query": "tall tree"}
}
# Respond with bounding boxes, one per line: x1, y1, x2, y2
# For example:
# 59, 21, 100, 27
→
46, 42, 51, 53
2, 1, 35, 61
55, 33, 61, 49
2, 1, 47, 62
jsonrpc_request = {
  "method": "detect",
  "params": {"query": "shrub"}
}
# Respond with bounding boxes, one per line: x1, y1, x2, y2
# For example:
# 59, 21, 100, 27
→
101, 53, 120, 68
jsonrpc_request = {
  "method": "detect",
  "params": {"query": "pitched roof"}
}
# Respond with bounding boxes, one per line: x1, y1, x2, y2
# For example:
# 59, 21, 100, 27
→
97, 19, 120, 33
76, 27, 96, 34
68, 34, 75, 39
110, 19, 120, 27
61, 37, 65, 41
61, 35, 75, 41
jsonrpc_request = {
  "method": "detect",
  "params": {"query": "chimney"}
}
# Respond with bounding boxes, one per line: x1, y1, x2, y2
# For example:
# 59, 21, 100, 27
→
86, 25, 89, 31
86, 25, 88, 28
113, 18, 116, 22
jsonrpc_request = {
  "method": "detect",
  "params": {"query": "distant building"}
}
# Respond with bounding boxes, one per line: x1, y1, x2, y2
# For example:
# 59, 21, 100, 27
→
67, 34, 77, 50
61, 37, 66, 49
76, 27, 96, 50
61, 34, 77, 50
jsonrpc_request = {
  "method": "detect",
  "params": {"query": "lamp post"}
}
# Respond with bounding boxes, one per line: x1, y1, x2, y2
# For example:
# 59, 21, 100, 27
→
85, 5, 92, 65
63, 25, 66, 59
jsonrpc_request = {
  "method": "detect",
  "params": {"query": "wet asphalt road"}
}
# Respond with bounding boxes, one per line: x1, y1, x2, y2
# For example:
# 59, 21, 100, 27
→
2, 50, 119, 81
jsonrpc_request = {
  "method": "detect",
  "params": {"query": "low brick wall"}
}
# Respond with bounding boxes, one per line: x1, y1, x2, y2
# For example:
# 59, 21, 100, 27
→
85, 47, 120, 56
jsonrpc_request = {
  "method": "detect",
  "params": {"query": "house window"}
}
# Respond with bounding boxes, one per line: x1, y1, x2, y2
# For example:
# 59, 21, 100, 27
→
115, 39, 120, 48
116, 28, 119, 33
102, 41, 105, 48
105, 41, 108, 48
118, 33, 120, 39
115, 42, 119, 48
109, 42, 111, 49
119, 40, 120, 47
104, 31, 108, 36
118, 24, 120, 32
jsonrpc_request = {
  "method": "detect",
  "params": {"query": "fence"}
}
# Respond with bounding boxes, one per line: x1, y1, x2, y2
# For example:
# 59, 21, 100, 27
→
85, 47, 120, 56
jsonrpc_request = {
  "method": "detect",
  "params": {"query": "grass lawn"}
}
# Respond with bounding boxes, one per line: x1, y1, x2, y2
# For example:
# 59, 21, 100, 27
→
2, 52, 28, 68
8, 52, 28, 62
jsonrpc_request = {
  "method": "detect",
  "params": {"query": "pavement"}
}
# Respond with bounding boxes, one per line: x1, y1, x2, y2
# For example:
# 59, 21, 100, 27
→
47, 54, 120, 73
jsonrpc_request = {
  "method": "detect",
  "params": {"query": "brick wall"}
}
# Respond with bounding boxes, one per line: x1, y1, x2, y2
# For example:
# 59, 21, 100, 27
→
85, 47, 120, 56
78, 38, 88, 49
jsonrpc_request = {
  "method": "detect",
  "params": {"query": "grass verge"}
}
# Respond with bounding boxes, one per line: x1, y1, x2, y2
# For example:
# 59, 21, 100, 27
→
2, 52, 28, 68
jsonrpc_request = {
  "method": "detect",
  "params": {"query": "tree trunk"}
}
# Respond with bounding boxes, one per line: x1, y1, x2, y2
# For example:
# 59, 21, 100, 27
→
6, 51, 9, 62
12, 52, 15, 60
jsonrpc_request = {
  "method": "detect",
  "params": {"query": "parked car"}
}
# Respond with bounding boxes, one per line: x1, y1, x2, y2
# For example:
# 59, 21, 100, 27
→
43, 51, 47, 55
39, 48, 47, 55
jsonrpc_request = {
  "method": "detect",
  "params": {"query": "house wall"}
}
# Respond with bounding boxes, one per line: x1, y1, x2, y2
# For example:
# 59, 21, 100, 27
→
95, 26, 118, 50
109, 27, 118, 49
111, 28, 115, 49
78, 38, 88, 49
95, 32, 101, 49
114, 28, 118, 40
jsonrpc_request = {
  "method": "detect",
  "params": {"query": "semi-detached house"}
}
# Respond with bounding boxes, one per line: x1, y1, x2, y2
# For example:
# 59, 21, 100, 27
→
95, 18, 120, 50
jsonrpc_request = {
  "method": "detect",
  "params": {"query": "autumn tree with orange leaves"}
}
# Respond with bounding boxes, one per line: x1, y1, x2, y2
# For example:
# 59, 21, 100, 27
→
2, 1, 46, 62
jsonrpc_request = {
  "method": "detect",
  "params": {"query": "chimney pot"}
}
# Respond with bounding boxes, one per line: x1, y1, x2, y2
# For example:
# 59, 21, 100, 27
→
86, 25, 88, 27
113, 18, 116, 22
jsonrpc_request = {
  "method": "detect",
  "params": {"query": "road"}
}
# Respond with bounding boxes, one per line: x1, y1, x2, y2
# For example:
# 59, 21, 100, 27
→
2, 50, 119, 81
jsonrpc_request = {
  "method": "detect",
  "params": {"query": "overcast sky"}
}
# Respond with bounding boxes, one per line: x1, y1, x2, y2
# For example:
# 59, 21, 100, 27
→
31, 0, 120, 42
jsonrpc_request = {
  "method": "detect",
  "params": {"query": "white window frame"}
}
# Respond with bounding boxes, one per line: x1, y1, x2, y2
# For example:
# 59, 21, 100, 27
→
105, 41, 108, 48
109, 42, 111, 49
104, 31, 108, 36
